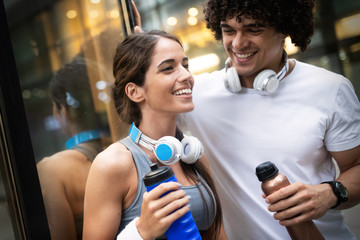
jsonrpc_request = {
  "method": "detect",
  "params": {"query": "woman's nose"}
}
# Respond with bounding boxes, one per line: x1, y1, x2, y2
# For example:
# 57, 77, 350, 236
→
177, 66, 193, 82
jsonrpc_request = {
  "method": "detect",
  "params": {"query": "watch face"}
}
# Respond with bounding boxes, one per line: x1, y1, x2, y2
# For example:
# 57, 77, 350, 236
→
337, 182, 348, 197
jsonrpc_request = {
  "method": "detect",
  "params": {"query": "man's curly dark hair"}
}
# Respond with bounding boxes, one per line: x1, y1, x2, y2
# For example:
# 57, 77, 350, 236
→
203, 0, 316, 52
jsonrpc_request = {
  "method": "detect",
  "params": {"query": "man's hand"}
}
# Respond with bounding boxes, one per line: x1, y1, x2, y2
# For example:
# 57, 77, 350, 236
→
131, 1, 143, 33
265, 182, 337, 226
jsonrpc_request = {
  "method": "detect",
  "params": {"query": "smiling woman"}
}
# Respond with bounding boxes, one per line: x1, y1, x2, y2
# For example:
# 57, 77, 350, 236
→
82, 30, 226, 240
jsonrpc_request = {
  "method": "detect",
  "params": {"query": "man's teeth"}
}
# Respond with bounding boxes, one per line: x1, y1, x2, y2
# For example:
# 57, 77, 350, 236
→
173, 88, 192, 95
236, 52, 254, 59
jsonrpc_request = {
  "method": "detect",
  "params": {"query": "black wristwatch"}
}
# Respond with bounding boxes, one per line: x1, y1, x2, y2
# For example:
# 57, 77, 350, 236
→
321, 181, 348, 209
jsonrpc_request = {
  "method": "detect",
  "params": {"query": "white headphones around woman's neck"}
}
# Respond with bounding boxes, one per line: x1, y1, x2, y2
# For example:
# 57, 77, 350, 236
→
128, 123, 204, 165
223, 51, 289, 95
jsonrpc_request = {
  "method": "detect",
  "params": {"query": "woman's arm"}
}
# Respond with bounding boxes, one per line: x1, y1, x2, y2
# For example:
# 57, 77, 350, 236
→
83, 145, 131, 239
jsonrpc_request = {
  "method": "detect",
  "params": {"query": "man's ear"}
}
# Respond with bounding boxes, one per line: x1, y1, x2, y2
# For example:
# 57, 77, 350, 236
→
125, 82, 144, 103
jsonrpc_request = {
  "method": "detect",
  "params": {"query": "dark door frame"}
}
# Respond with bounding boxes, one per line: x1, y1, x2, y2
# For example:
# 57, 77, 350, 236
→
0, 0, 51, 239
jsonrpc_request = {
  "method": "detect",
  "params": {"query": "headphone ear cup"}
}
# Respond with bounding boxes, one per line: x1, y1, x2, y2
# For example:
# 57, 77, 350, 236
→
155, 136, 182, 165
253, 69, 279, 95
223, 60, 242, 93
181, 136, 204, 164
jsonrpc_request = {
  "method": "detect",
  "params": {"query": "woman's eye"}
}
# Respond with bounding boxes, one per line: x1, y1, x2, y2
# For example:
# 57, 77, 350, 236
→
161, 66, 173, 72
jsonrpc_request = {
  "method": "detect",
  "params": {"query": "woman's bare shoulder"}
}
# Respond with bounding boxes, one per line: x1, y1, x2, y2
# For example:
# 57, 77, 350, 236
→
90, 141, 134, 177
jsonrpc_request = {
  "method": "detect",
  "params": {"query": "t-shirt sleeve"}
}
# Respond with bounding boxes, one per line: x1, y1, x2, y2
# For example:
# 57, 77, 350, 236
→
325, 77, 360, 151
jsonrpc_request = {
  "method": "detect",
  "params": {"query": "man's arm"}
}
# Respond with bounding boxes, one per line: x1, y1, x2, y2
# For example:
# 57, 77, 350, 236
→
265, 145, 360, 226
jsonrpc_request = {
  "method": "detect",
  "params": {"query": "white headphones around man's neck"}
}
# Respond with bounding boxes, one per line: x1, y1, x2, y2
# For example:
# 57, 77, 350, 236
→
223, 51, 289, 95
128, 123, 204, 165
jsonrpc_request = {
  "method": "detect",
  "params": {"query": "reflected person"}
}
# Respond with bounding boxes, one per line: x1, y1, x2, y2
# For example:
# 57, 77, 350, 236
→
37, 57, 109, 240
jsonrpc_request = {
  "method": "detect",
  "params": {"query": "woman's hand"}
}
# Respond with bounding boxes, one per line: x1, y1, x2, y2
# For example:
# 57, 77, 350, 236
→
136, 182, 190, 240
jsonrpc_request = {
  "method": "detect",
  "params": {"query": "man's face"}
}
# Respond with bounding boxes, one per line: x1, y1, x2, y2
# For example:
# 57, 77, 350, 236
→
221, 16, 286, 84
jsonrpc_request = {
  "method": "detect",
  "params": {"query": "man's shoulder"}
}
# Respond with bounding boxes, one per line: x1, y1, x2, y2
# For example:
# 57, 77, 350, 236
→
194, 68, 225, 82
193, 69, 226, 92
294, 60, 344, 78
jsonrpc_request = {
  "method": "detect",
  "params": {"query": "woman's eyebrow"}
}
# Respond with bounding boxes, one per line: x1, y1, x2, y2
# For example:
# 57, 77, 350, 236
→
158, 57, 188, 68
157, 59, 175, 68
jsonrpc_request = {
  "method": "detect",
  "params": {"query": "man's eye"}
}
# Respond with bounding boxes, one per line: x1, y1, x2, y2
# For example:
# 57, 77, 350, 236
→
222, 28, 234, 34
249, 29, 263, 34
183, 64, 189, 69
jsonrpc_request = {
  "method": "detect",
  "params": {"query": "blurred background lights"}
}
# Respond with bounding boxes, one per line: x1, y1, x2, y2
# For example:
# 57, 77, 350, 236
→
167, 17, 178, 26
66, 10, 77, 19
98, 92, 110, 103
188, 7, 198, 17
90, 0, 101, 4
187, 16, 198, 26
89, 10, 99, 18
189, 53, 220, 74
284, 37, 299, 55
22, 89, 31, 99
96, 80, 107, 90
109, 9, 119, 19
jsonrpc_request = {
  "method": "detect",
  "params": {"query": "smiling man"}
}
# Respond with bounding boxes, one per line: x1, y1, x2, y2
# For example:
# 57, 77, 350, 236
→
178, 0, 360, 239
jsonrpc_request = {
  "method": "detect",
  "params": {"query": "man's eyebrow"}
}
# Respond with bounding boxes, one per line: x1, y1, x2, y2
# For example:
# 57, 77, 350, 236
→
182, 57, 189, 62
220, 22, 265, 28
220, 23, 231, 28
247, 22, 265, 28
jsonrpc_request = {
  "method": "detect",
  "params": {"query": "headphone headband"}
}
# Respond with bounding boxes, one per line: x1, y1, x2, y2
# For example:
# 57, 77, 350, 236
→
129, 123, 156, 151
128, 123, 203, 165
276, 51, 289, 81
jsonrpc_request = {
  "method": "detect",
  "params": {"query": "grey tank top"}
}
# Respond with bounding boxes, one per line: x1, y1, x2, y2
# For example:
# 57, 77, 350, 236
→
118, 137, 216, 236
71, 139, 103, 162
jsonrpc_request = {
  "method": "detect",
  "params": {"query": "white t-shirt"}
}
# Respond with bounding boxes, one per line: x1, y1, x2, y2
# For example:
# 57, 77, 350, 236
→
178, 60, 360, 240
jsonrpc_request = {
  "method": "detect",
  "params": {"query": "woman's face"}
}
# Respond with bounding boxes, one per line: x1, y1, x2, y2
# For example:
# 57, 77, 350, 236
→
140, 37, 194, 118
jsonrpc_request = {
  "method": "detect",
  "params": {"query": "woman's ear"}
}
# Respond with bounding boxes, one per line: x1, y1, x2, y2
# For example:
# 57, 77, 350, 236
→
125, 82, 144, 103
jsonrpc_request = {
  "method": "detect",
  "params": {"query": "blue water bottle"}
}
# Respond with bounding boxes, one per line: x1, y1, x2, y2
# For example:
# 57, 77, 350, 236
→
143, 163, 202, 240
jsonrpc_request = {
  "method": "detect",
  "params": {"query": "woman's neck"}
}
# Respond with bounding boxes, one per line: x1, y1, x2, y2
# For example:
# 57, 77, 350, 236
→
137, 116, 177, 140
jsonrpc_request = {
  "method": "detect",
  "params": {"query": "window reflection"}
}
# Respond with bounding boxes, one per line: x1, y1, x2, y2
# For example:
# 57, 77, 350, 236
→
37, 56, 111, 239
5, 0, 129, 238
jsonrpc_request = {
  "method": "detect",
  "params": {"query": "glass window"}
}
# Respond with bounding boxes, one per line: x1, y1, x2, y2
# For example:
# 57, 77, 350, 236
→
2, 0, 131, 238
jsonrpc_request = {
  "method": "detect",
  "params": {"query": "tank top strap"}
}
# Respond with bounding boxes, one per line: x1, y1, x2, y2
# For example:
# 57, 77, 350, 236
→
119, 137, 152, 184
70, 139, 103, 162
